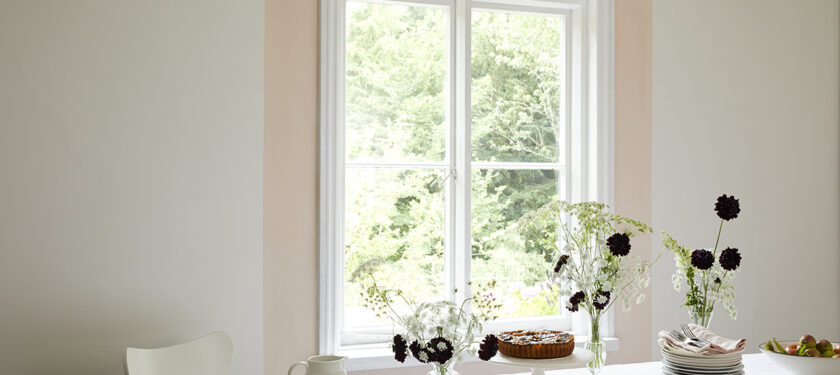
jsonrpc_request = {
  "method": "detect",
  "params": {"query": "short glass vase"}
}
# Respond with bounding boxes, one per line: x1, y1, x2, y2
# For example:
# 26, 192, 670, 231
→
689, 309, 713, 329
427, 362, 458, 375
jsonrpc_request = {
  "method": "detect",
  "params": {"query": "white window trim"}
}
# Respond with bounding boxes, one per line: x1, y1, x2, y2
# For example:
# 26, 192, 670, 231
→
318, 0, 615, 370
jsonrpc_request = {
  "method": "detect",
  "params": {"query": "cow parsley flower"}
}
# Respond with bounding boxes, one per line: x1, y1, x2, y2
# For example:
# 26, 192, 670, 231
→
353, 273, 499, 372
521, 201, 655, 317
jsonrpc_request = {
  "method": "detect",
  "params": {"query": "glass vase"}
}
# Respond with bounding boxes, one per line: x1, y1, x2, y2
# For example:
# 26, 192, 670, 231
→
689, 309, 713, 329
427, 362, 458, 375
586, 315, 606, 375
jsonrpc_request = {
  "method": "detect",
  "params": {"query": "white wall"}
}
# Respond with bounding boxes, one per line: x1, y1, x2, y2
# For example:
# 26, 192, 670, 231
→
0, 1, 264, 374
652, 0, 839, 358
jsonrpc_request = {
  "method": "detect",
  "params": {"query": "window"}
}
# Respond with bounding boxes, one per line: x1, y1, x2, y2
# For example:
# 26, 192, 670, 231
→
319, 0, 613, 368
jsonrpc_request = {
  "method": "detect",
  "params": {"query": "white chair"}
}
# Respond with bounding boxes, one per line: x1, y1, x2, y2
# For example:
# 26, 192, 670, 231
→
126, 332, 234, 375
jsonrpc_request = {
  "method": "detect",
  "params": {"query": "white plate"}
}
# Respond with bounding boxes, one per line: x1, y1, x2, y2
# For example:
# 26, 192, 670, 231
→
663, 358, 742, 369
484, 348, 595, 375
486, 349, 595, 368
663, 370, 744, 375
663, 361, 743, 374
662, 352, 742, 367
663, 368, 744, 375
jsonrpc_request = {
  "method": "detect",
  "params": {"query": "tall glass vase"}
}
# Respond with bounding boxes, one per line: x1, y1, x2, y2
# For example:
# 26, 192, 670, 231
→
586, 314, 606, 375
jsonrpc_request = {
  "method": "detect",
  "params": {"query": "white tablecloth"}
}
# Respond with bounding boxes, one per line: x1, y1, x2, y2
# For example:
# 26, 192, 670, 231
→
537, 353, 779, 374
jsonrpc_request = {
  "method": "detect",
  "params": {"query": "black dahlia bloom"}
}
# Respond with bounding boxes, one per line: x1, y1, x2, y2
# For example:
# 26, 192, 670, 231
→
715, 194, 741, 221
392, 335, 408, 362
719, 247, 742, 271
606, 233, 631, 256
567, 291, 586, 312
427, 337, 454, 364
714, 277, 722, 284
409, 340, 428, 363
478, 334, 499, 361
593, 290, 611, 310
554, 254, 570, 273
691, 249, 715, 270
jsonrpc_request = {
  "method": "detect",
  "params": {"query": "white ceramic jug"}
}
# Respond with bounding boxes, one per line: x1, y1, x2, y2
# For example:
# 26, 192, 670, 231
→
288, 355, 347, 375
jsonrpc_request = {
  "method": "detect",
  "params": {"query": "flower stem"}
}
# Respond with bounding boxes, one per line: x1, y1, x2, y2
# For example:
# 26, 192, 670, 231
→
700, 219, 725, 315
712, 219, 724, 257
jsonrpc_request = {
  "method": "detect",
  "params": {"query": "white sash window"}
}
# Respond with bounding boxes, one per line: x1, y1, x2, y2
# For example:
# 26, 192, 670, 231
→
318, 0, 614, 369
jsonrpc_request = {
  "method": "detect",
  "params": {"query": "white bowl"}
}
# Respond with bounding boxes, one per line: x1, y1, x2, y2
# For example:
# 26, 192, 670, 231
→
759, 341, 840, 375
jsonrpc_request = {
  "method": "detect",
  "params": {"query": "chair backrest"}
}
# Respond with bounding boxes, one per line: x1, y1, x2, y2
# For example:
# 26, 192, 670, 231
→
126, 332, 234, 375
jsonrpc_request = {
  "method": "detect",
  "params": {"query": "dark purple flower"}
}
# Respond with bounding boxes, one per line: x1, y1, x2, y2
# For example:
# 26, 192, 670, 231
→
715, 194, 741, 221
691, 249, 715, 270
392, 335, 408, 362
593, 290, 611, 310
427, 337, 454, 364
567, 291, 586, 312
607, 233, 631, 256
719, 247, 742, 271
554, 254, 570, 273
478, 334, 499, 361
409, 340, 429, 363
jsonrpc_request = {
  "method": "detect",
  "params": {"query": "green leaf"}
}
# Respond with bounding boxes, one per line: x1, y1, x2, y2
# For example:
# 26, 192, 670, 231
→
773, 338, 785, 354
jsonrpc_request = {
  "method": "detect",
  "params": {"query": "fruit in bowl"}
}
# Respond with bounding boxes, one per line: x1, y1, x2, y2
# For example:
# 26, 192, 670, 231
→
760, 335, 840, 375
763, 335, 840, 358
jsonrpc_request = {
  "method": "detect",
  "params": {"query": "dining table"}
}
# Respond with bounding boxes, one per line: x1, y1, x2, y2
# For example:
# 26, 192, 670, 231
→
513, 353, 780, 374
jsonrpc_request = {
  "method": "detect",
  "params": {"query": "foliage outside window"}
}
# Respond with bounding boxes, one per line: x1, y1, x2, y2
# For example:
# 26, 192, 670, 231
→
326, 0, 610, 353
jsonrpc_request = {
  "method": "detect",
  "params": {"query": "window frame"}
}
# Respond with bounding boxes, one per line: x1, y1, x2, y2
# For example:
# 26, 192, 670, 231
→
318, 0, 615, 369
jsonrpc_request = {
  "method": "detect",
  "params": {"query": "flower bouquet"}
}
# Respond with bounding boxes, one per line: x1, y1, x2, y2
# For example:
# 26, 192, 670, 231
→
662, 194, 743, 328
521, 201, 656, 375
356, 272, 500, 375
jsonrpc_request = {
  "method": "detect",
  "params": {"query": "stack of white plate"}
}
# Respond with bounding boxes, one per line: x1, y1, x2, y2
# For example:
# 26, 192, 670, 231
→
660, 344, 745, 375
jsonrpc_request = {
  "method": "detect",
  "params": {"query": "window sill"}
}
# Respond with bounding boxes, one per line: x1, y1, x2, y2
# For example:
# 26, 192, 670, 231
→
339, 336, 620, 372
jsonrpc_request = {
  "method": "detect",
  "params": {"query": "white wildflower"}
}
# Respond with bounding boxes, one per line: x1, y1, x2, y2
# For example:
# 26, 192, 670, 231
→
636, 294, 645, 304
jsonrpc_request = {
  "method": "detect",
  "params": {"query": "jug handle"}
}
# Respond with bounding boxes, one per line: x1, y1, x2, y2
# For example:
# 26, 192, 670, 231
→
288, 361, 309, 375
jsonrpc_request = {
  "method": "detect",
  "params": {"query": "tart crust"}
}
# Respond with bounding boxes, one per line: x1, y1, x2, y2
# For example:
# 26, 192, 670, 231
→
497, 330, 575, 359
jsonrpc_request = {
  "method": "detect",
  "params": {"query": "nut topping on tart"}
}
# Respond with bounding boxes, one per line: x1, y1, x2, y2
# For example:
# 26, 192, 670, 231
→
496, 330, 575, 359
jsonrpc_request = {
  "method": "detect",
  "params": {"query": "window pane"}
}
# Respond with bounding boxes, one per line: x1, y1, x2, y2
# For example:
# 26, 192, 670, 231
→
471, 11, 564, 163
344, 168, 446, 332
471, 169, 561, 318
345, 2, 448, 163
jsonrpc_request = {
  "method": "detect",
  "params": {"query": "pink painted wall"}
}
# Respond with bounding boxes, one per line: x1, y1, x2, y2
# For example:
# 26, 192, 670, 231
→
264, 0, 319, 374
612, 0, 653, 365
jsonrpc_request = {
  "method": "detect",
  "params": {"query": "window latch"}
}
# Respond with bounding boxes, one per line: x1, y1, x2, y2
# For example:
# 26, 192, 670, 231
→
428, 169, 457, 190
443, 169, 457, 182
